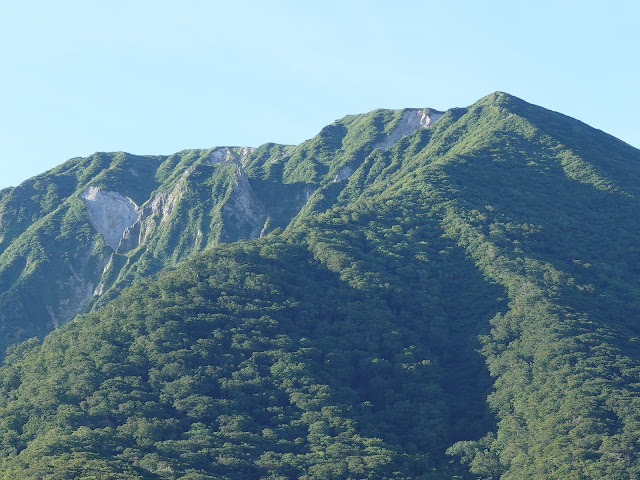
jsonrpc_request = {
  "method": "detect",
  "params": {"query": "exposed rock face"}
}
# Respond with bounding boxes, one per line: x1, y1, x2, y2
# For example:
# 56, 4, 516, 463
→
119, 177, 186, 253
47, 276, 94, 328
79, 161, 274, 302
333, 166, 353, 182
91, 166, 192, 255
80, 187, 140, 250
221, 165, 267, 241
240, 146, 256, 163
46, 242, 111, 328
376, 108, 444, 151
207, 147, 233, 165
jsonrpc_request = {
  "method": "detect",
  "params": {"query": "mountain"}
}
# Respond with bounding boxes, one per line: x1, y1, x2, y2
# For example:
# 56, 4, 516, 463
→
0, 92, 639, 478
0, 106, 449, 355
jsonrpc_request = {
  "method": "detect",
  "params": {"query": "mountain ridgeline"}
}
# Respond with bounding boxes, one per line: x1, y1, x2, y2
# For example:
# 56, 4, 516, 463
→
0, 92, 639, 478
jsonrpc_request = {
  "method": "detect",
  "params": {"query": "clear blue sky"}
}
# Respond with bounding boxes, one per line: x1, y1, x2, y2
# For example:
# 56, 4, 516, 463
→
1, 0, 638, 189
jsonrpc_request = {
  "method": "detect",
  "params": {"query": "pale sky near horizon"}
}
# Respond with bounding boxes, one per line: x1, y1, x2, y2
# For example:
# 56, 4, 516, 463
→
1, 0, 638, 190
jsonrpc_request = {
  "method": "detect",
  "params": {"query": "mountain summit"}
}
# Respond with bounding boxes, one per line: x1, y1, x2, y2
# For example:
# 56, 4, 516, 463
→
0, 93, 639, 478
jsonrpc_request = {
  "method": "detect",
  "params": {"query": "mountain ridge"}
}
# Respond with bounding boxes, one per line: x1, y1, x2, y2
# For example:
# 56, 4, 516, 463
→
0, 92, 639, 478
0, 102, 452, 350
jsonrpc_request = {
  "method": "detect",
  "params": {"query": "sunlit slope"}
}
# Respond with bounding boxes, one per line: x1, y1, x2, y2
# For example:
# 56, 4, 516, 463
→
0, 93, 639, 478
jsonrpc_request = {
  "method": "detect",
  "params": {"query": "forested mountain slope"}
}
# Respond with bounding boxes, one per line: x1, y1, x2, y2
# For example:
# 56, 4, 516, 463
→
0, 92, 639, 478
0, 107, 442, 356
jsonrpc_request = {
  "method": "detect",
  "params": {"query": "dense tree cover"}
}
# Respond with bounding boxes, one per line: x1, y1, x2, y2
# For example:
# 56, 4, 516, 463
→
0, 227, 501, 478
1, 92, 640, 477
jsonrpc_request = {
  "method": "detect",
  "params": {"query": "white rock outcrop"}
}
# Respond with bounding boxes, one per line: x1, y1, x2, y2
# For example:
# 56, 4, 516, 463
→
80, 186, 141, 250
240, 147, 256, 164
332, 166, 353, 182
221, 165, 267, 240
207, 147, 232, 165
376, 108, 444, 151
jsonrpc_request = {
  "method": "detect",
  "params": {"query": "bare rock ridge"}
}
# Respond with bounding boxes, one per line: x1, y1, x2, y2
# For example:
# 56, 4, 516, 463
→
206, 146, 257, 166
376, 108, 444, 151
206, 147, 233, 165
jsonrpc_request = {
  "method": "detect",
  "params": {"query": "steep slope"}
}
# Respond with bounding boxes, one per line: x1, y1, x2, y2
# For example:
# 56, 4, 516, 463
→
0, 93, 640, 478
0, 108, 443, 357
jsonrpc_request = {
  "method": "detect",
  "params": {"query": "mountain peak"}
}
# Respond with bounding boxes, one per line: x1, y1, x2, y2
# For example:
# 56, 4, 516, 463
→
473, 90, 528, 109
